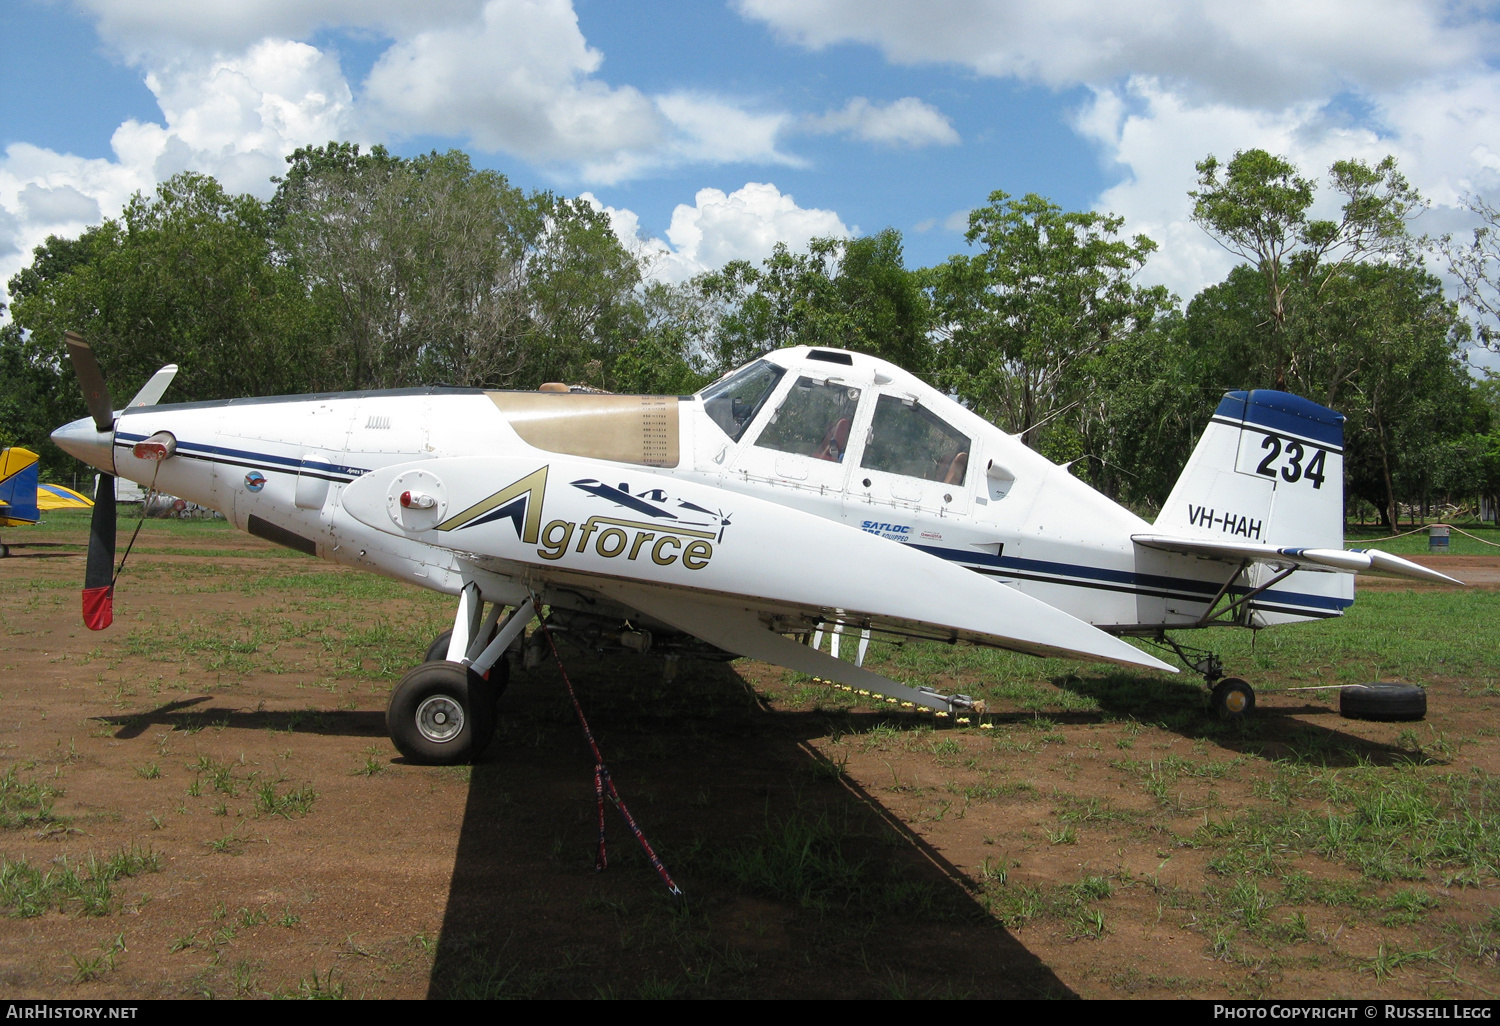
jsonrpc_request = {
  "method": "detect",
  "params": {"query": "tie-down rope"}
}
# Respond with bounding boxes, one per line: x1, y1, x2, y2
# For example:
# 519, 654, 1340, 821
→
528, 593, 682, 900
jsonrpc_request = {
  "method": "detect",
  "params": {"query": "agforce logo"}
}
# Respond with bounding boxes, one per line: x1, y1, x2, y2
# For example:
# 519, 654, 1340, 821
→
436, 466, 727, 570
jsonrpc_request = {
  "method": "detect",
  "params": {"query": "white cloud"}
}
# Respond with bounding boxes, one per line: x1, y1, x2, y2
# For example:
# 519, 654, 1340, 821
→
0, 38, 354, 293
583, 183, 852, 284
15, 184, 101, 226
1071, 74, 1500, 302
361, 0, 664, 164
75, 0, 485, 57
124, 40, 356, 194
60, 1, 800, 191
736, 0, 1491, 107
575, 94, 799, 186
1, 1, 819, 294
803, 97, 959, 147
736, 1, 1500, 311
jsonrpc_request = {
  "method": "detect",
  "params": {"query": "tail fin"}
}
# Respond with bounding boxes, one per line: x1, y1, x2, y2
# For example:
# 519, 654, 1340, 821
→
0, 448, 41, 524
1158, 390, 1344, 547
1156, 391, 1348, 624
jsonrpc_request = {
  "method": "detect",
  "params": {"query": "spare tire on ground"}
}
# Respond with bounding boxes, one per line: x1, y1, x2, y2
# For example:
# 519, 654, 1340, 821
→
1339, 683, 1427, 722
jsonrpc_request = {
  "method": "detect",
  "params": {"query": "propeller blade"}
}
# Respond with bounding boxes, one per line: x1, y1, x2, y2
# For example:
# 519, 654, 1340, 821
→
127, 364, 178, 409
83, 473, 116, 631
64, 331, 114, 434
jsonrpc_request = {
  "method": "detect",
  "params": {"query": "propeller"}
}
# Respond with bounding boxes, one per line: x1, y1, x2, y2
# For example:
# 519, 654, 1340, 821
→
63, 332, 116, 631
65, 331, 114, 434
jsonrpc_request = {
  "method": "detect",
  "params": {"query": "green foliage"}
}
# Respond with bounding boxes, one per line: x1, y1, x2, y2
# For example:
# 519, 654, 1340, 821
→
276, 146, 641, 390
693, 228, 931, 375
3, 139, 1493, 520
927, 191, 1168, 455
1442, 194, 1500, 350
1190, 148, 1424, 389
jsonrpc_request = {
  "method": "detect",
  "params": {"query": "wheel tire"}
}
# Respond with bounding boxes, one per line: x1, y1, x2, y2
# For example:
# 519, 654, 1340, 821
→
1340, 683, 1426, 722
0, 543, 9, 558
387, 662, 495, 765
423, 629, 455, 664
1211, 677, 1255, 719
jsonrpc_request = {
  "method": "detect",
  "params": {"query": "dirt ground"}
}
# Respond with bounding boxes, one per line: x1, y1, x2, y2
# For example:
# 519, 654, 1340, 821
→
1, 522, 1498, 1000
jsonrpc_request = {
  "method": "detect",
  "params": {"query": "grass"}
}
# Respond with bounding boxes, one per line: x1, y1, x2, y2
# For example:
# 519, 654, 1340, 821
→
693, 810, 947, 918
254, 781, 317, 818
9, 513, 1500, 998
0, 846, 162, 918
0, 765, 63, 831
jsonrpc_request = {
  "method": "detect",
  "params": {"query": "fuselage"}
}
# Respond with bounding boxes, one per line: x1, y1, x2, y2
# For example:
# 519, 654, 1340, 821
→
52, 346, 1343, 633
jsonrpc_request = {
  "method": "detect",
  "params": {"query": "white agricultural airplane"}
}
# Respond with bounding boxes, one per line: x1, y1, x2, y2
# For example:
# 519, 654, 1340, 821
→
52, 334, 1456, 763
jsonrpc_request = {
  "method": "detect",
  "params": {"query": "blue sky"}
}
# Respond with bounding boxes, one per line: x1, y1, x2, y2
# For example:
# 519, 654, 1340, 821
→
2, 0, 1499, 318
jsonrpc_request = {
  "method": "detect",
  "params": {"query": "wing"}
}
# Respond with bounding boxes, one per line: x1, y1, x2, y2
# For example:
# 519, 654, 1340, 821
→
1131, 532, 1462, 585
36, 484, 95, 511
341, 455, 1177, 675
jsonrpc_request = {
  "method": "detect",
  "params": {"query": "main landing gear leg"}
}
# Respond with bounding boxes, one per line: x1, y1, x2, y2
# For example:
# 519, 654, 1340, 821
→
1155, 633, 1255, 721
388, 589, 534, 765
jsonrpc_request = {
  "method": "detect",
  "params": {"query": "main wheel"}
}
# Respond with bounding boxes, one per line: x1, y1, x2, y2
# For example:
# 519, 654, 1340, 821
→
1340, 683, 1426, 722
1211, 677, 1255, 719
387, 662, 496, 765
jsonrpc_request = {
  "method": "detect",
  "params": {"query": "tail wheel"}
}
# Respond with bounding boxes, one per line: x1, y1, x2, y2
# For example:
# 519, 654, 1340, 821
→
1211, 677, 1255, 719
387, 662, 497, 765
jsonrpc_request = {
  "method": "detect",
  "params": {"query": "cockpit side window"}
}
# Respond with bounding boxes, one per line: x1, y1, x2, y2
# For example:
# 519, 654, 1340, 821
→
861, 394, 972, 485
755, 377, 862, 462
698, 360, 786, 442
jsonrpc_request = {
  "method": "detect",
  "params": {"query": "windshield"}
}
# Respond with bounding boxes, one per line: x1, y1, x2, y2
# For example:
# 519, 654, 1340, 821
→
697, 360, 786, 442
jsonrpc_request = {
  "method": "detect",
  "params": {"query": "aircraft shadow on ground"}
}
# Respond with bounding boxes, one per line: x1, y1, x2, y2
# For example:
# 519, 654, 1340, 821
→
427, 651, 1073, 1000
97, 696, 387, 741
1052, 670, 1431, 768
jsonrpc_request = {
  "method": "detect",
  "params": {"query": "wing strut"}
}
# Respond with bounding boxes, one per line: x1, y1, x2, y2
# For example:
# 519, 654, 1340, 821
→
1195, 562, 1299, 628
588, 583, 990, 715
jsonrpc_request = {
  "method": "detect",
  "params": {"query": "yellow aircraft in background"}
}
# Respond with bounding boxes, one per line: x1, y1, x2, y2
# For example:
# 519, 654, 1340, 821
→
0, 446, 93, 557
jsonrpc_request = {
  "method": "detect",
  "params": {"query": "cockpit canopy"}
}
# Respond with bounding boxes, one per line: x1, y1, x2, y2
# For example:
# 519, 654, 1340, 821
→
696, 350, 973, 488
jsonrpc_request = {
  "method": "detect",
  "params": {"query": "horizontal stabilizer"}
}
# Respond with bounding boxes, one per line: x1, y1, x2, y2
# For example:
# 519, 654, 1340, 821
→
1132, 533, 1464, 585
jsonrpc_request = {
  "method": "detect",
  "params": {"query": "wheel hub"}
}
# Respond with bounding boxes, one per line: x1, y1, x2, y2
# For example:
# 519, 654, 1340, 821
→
415, 694, 465, 743
1225, 690, 1247, 714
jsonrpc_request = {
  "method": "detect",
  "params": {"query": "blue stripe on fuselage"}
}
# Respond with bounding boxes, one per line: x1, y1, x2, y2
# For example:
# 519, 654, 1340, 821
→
911, 543, 1352, 614
115, 432, 368, 481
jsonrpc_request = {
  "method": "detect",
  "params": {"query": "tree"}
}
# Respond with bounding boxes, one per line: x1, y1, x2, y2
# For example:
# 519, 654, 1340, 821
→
1190, 149, 1423, 388
601, 280, 716, 395
1185, 260, 1475, 529
692, 229, 932, 376
5, 173, 330, 473
1441, 193, 1500, 350
275, 147, 640, 390
926, 191, 1167, 453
